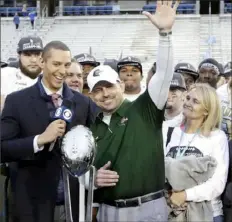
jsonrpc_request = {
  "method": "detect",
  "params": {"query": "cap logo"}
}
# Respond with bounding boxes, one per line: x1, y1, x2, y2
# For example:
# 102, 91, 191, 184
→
224, 68, 232, 73
22, 39, 42, 50
77, 54, 95, 62
93, 69, 102, 77
170, 80, 179, 86
179, 66, 186, 69
200, 63, 220, 74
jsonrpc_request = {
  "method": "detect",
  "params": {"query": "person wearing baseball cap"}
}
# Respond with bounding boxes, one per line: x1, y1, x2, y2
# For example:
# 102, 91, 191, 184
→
117, 56, 145, 101
224, 61, 232, 83
174, 62, 198, 90
1, 35, 43, 110
0, 35, 43, 221
86, 1, 180, 220
217, 62, 232, 141
163, 72, 187, 146
87, 65, 121, 94
74, 53, 100, 95
103, 58, 118, 73
165, 72, 186, 123
197, 58, 221, 88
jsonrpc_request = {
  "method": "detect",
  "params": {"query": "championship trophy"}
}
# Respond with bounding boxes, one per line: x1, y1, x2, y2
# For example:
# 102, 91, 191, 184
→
60, 125, 96, 222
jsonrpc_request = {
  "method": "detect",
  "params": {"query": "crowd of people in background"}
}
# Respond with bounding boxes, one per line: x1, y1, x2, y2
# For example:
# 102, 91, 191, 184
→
13, 3, 36, 30
1, 1, 232, 222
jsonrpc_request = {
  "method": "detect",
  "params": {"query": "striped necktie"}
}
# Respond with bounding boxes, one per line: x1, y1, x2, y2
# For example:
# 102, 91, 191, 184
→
51, 93, 61, 108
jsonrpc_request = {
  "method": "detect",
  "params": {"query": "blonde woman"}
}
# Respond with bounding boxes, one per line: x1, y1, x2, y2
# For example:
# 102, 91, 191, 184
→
166, 83, 229, 222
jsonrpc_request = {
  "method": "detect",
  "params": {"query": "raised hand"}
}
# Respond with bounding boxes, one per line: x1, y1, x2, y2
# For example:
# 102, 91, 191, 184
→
143, 0, 181, 32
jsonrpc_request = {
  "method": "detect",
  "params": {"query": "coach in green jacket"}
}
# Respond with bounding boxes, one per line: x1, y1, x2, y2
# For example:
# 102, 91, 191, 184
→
88, 1, 180, 221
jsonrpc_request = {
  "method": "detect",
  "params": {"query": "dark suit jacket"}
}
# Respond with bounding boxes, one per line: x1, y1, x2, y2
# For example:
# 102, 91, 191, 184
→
1, 78, 98, 222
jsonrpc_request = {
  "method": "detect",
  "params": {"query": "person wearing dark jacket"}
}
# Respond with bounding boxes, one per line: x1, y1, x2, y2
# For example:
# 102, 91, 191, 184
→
13, 13, 20, 29
1, 41, 97, 222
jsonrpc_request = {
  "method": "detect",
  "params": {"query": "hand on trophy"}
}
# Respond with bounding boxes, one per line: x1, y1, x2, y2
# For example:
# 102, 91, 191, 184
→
95, 161, 119, 188
143, 0, 180, 32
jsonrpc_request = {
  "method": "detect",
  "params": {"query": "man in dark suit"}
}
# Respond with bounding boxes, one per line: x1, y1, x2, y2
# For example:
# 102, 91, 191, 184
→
1, 41, 97, 222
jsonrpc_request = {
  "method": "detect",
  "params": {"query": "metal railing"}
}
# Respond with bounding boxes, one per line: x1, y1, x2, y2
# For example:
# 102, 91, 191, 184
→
37, 5, 48, 30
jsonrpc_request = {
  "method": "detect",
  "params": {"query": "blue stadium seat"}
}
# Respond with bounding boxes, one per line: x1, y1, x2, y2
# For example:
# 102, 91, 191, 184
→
175, 3, 195, 14
96, 6, 105, 15
87, 6, 97, 15
64, 6, 73, 16
104, 6, 113, 15
80, 6, 86, 15
177, 4, 185, 14
74, 6, 86, 15
142, 5, 156, 13
0, 7, 7, 16
17, 7, 23, 16
184, 4, 195, 14
73, 6, 81, 15
225, 3, 232, 13
142, 5, 149, 12
8, 7, 18, 16
27, 7, 36, 13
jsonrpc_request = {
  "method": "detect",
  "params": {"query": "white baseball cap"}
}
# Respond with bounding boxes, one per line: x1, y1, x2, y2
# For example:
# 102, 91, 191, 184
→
87, 65, 121, 92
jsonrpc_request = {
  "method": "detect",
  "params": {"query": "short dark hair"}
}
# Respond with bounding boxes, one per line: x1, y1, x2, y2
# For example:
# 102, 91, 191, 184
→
71, 58, 83, 69
42, 41, 70, 60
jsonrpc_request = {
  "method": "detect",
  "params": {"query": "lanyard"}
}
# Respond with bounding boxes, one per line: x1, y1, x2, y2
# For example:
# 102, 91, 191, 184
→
176, 125, 199, 159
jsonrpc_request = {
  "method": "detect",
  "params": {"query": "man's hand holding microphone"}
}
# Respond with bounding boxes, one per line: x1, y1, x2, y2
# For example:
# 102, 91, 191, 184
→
37, 119, 66, 147
36, 103, 73, 149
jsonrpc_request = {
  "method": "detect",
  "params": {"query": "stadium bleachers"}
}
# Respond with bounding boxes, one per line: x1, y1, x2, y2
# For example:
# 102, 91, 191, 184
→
1, 17, 54, 61
62, 5, 114, 16
2, 14, 231, 72
0, 6, 36, 17
220, 15, 232, 63
59, 2, 197, 16
142, 3, 196, 14
1, 1, 231, 16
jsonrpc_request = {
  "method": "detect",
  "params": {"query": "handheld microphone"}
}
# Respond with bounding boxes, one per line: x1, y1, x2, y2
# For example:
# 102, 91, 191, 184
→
49, 104, 73, 151
53, 106, 73, 123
